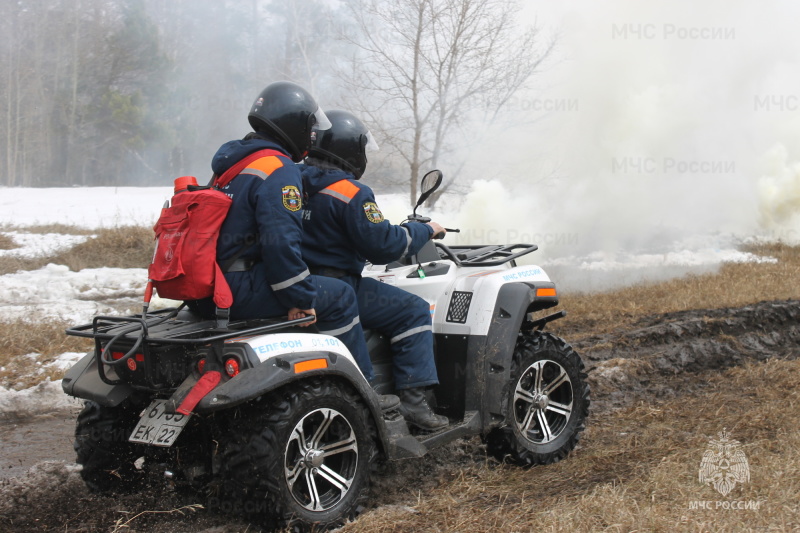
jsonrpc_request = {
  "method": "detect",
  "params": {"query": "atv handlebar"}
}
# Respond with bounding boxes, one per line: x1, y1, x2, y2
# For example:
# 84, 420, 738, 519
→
433, 227, 460, 240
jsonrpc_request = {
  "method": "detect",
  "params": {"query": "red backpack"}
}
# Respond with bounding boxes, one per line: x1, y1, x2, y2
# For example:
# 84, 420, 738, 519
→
147, 149, 282, 310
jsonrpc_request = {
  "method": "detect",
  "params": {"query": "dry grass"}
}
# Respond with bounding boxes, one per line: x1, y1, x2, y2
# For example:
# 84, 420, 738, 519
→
0, 319, 92, 389
0, 223, 96, 235
552, 242, 800, 340
342, 359, 800, 533
0, 255, 48, 275
0, 233, 18, 250
48, 225, 153, 271
0, 225, 153, 275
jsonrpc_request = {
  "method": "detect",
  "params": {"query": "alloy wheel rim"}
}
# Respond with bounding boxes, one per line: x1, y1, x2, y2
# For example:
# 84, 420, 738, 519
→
513, 359, 574, 444
284, 407, 359, 512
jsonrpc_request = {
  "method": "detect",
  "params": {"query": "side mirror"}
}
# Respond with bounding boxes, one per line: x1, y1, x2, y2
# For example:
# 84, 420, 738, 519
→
414, 170, 443, 211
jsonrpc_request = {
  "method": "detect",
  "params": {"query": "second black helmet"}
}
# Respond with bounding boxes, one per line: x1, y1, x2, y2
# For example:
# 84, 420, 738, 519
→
308, 110, 378, 179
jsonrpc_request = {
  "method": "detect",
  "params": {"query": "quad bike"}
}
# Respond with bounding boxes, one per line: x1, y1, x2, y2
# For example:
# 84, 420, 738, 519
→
62, 170, 590, 531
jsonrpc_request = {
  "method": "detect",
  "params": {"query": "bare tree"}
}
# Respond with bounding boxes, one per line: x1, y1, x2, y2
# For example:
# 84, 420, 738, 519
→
339, 0, 554, 205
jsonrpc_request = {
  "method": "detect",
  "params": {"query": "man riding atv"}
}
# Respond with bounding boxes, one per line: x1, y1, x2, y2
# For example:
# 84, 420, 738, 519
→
300, 110, 448, 430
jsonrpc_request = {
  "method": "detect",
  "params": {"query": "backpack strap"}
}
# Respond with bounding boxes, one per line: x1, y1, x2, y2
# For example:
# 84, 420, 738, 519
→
219, 233, 259, 273
210, 149, 285, 329
211, 149, 287, 274
213, 148, 286, 189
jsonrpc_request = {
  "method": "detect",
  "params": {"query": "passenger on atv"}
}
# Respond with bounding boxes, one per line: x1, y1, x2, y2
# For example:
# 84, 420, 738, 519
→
190, 82, 375, 386
300, 109, 448, 430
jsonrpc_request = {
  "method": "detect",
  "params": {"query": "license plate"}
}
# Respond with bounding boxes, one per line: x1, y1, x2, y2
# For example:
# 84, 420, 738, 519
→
129, 399, 191, 447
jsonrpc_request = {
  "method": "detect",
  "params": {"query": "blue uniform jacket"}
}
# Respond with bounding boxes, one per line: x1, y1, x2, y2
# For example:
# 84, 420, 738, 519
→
213, 138, 315, 310
300, 165, 433, 274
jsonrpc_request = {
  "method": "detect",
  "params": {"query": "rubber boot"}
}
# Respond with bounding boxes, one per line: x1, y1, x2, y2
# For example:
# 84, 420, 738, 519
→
397, 388, 448, 430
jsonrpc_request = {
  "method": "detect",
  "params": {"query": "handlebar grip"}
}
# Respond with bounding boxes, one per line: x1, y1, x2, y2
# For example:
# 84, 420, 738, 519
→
432, 231, 446, 240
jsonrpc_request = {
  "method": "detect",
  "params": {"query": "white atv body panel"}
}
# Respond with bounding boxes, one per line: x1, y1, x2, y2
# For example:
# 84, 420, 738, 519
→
226, 332, 365, 378
362, 262, 552, 337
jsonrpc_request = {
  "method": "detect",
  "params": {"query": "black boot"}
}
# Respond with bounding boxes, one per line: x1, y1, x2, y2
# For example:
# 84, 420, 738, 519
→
397, 388, 448, 430
378, 394, 400, 411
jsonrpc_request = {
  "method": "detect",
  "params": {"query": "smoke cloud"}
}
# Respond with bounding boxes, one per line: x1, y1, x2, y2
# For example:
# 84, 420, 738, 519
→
403, 0, 800, 264
357, 0, 799, 290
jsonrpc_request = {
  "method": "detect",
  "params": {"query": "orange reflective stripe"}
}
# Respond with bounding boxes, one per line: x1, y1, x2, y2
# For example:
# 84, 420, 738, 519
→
324, 179, 360, 200
243, 156, 284, 178
294, 358, 329, 374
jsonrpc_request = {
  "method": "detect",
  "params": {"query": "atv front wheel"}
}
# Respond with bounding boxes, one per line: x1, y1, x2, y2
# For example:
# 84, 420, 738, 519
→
486, 332, 590, 465
74, 400, 144, 492
217, 378, 377, 531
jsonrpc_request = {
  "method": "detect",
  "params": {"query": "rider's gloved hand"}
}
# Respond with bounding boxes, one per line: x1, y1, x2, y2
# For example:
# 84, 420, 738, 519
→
427, 222, 447, 240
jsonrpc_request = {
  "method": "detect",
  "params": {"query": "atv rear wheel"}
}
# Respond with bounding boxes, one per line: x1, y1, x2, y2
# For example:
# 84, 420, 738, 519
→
486, 332, 590, 465
74, 400, 144, 492
217, 378, 377, 531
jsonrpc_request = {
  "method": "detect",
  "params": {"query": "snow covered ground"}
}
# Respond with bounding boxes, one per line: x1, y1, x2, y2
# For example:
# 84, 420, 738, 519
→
0, 185, 783, 417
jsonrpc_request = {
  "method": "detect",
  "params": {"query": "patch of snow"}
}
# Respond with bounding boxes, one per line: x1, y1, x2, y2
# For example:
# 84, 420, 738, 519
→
0, 232, 92, 259
45, 352, 86, 371
0, 264, 148, 323
546, 247, 777, 272
0, 186, 171, 228
0, 380, 82, 418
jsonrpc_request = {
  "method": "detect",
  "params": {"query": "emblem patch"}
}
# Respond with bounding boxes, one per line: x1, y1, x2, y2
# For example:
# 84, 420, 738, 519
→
363, 202, 384, 223
699, 428, 750, 496
282, 186, 302, 212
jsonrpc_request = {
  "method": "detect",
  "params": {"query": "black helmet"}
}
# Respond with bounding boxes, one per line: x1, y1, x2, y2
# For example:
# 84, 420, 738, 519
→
247, 81, 331, 162
308, 110, 378, 179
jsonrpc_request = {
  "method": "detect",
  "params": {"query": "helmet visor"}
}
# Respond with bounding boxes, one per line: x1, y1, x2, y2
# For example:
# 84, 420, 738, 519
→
313, 106, 332, 131
365, 130, 379, 151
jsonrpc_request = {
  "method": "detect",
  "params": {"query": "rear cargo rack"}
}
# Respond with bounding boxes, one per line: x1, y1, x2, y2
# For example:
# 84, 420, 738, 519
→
65, 308, 313, 388
66, 308, 313, 346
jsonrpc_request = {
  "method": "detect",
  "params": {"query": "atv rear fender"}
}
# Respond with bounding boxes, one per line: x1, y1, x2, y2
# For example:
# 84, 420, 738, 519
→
62, 350, 134, 407
193, 350, 375, 414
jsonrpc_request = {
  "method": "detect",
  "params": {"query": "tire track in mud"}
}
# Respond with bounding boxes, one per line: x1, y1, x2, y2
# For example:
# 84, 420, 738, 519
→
1, 300, 797, 532
578, 299, 800, 412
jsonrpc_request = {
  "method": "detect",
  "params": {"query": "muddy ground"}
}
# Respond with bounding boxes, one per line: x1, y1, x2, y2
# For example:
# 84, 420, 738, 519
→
1, 299, 797, 533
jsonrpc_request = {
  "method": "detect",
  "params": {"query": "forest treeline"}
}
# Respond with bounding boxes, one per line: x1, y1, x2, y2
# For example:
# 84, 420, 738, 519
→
0, 0, 547, 192
0, 0, 347, 186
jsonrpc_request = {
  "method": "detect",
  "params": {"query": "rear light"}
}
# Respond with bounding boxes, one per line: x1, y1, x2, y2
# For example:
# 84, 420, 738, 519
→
225, 358, 240, 377
197, 359, 206, 374
110, 351, 144, 362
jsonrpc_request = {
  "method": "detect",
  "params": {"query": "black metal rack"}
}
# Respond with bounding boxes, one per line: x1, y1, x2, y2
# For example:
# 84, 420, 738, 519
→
66, 309, 313, 388
66, 308, 312, 346
434, 243, 538, 267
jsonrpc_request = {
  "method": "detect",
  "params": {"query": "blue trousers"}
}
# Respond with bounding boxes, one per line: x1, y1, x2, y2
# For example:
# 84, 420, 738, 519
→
195, 268, 369, 373
343, 275, 439, 390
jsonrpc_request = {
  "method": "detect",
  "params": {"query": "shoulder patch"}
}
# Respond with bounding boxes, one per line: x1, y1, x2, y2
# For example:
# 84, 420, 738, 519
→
320, 179, 360, 204
243, 156, 284, 180
363, 201, 384, 223
282, 185, 302, 211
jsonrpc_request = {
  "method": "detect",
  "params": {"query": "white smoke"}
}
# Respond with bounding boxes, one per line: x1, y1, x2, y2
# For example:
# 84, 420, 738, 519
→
372, 0, 800, 290
427, 1, 800, 247
758, 144, 800, 242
